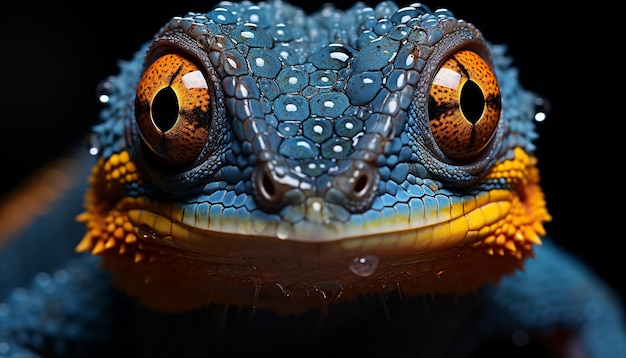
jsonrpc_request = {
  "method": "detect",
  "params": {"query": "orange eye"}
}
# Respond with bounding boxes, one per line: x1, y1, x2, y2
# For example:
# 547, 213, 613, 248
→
135, 53, 211, 166
428, 50, 501, 162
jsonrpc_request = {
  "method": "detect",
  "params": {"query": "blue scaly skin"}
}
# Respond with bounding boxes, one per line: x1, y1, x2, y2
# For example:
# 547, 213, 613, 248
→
1, 1, 625, 357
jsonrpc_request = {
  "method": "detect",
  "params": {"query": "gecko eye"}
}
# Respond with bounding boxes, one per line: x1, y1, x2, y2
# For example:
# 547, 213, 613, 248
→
135, 53, 211, 166
428, 50, 501, 162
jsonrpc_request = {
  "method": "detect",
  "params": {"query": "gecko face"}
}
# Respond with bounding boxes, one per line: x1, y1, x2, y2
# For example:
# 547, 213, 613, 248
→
78, 1, 550, 314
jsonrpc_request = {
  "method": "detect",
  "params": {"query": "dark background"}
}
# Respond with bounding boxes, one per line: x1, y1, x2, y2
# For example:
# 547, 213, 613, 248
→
2, 0, 622, 304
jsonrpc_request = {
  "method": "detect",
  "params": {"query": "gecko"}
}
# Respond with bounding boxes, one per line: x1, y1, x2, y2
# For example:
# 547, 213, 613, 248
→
1, 1, 625, 357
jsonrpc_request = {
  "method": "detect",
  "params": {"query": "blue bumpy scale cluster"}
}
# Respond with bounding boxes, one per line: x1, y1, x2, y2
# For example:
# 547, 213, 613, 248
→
1, 1, 625, 357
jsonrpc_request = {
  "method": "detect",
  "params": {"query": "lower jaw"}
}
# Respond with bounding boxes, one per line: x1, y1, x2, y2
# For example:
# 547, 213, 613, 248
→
100, 236, 531, 315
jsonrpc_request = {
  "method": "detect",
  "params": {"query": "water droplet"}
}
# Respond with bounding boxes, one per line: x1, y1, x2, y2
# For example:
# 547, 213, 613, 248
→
96, 76, 114, 103
84, 132, 100, 156
533, 94, 551, 122
534, 112, 546, 122
311, 201, 322, 212
276, 221, 293, 240
348, 255, 379, 277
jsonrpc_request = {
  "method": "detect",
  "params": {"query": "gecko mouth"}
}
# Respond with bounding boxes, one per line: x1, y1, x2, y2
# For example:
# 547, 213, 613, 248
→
75, 148, 550, 314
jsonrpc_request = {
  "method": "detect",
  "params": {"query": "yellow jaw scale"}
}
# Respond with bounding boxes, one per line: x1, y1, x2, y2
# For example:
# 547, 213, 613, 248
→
76, 151, 141, 256
471, 147, 548, 257
76, 147, 550, 315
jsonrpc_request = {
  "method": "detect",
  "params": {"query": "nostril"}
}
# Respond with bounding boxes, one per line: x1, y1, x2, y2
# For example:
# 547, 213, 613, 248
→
261, 172, 276, 198
254, 166, 279, 204
353, 174, 369, 197
327, 160, 378, 213
252, 161, 308, 213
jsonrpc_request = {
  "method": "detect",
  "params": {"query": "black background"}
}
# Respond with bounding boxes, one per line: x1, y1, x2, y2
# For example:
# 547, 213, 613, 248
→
2, 0, 622, 304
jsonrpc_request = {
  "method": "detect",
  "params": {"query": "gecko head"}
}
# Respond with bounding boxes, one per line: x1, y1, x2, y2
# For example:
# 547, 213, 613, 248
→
77, 1, 550, 315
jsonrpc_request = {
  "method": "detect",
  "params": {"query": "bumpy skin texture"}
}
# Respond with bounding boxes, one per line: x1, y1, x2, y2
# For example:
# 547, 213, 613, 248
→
0, 1, 625, 357
78, 0, 550, 315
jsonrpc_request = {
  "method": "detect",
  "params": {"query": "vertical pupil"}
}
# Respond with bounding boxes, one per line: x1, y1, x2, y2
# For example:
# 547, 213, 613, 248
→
151, 86, 179, 132
460, 80, 484, 124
